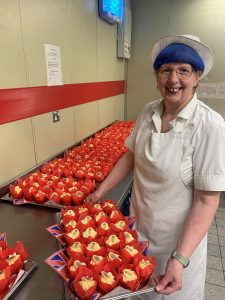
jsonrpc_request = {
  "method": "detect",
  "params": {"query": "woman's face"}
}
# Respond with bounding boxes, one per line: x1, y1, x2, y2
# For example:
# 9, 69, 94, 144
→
156, 62, 201, 107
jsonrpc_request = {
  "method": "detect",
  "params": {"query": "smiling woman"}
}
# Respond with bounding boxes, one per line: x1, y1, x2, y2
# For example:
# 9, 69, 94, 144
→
156, 61, 201, 126
86, 34, 225, 300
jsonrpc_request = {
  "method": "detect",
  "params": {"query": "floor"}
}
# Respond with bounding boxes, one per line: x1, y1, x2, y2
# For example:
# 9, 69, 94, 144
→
205, 192, 225, 299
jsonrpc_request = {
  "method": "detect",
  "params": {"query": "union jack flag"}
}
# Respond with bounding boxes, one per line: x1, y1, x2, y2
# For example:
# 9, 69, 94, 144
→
92, 293, 101, 300
0, 232, 6, 242
139, 241, 149, 256
47, 224, 63, 237
46, 224, 65, 245
13, 198, 25, 205
127, 216, 136, 229
45, 248, 69, 281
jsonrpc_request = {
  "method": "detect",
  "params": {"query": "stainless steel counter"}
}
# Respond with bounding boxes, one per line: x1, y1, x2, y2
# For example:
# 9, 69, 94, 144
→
0, 202, 65, 300
0, 172, 133, 300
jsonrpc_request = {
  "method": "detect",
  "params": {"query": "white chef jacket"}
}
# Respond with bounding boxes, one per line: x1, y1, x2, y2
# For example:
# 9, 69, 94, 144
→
125, 93, 225, 300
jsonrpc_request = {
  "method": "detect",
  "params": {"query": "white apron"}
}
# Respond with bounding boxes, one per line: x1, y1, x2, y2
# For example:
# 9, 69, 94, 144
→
128, 125, 207, 300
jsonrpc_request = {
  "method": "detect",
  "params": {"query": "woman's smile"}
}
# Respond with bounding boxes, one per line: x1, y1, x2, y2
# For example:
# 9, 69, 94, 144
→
166, 86, 182, 94
156, 63, 200, 109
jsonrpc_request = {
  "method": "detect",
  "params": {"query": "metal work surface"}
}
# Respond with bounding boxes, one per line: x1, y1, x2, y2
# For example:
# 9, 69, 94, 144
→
0, 173, 133, 300
0, 201, 65, 300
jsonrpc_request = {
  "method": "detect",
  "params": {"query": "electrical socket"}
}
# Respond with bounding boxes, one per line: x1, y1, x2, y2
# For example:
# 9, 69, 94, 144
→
52, 111, 60, 123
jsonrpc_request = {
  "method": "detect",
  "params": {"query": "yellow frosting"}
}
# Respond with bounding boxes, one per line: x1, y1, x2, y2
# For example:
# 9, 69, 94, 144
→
108, 252, 121, 261
71, 242, 82, 252
61, 192, 70, 198
106, 235, 120, 246
70, 260, 86, 272
33, 183, 40, 188
81, 216, 92, 224
93, 204, 102, 210
125, 245, 138, 256
15, 186, 22, 193
100, 271, 115, 284
0, 270, 6, 280
103, 202, 114, 208
7, 253, 20, 265
87, 242, 100, 251
115, 221, 126, 229
78, 207, 88, 214
110, 210, 119, 218
64, 210, 75, 217
122, 269, 137, 282
66, 220, 77, 228
90, 255, 103, 265
67, 229, 80, 239
139, 259, 151, 269
124, 232, 134, 243
95, 212, 106, 222
83, 227, 97, 238
79, 277, 96, 291
100, 222, 109, 230
41, 174, 48, 178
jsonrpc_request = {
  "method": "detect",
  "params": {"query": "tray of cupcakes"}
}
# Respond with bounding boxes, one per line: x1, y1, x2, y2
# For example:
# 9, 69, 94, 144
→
45, 199, 156, 300
1, 121, 134, 210
0, 233, 37, 300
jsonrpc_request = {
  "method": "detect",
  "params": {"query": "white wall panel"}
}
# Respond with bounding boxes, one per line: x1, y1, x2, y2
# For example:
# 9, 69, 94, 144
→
32, 107, 75, 164
127, 0, 170, 120
20, 0, 70, 86
98, 97, 116, 129
0, 119, 36, 186
97, 17, 125, 81
169, 0, 216, 41
68, 0, 98, 83
169, 0, 216, 81
211, 0, 225, 82
205, 99, 225, 117
74, 101, 99, 142
0, 0, 27, 88
114, 95, 125, 121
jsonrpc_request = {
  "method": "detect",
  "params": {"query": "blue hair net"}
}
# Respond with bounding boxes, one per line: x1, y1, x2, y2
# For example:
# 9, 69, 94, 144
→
153, 43, 205, 72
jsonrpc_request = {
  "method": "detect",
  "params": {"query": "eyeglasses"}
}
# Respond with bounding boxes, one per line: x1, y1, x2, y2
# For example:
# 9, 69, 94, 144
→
157, 66, 194, 79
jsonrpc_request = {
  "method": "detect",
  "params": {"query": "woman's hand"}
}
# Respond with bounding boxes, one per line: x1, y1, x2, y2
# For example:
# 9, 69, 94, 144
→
85, 151, 134, 204
85, 189, 104, 203
155, 258, 183, 295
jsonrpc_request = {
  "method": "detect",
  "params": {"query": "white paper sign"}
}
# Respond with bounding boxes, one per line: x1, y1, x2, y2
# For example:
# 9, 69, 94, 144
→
44, 44, 62, 86
198, 82, 225, 100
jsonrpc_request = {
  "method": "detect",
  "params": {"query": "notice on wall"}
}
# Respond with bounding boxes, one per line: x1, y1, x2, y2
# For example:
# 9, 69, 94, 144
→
198, 82, 225, 100
44, 44, 62, 86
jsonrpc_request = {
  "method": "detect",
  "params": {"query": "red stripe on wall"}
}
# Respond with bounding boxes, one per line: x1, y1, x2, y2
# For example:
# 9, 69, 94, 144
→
0, 80, 125, 124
